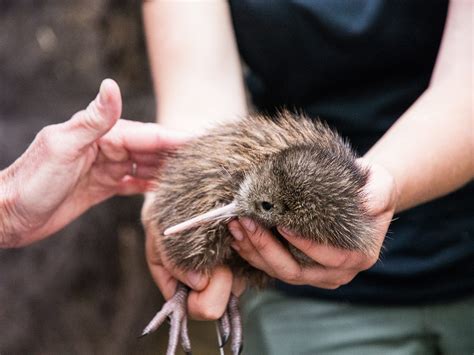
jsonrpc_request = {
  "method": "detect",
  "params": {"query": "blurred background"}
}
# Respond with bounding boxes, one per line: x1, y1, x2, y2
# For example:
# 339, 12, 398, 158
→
0, 1, 217, 354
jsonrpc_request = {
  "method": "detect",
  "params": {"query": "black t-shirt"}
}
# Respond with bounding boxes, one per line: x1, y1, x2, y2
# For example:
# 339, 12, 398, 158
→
230, 0, 474, 305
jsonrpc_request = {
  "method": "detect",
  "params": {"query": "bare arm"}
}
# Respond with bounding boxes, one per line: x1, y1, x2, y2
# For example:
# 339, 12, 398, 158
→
365, 0, 474, 212
142, 0, 247, 131
141, 0, 248, 320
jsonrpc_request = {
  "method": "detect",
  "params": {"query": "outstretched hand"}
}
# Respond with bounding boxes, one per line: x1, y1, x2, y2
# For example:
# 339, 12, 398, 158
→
0, 79, 185, 247
228, 159, 397, 289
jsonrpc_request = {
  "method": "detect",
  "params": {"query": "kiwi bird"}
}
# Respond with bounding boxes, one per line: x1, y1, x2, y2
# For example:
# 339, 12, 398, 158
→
141, 111, 375, 355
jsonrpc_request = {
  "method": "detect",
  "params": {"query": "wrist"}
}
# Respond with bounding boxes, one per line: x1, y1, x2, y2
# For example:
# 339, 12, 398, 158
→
358, 157, 400, 214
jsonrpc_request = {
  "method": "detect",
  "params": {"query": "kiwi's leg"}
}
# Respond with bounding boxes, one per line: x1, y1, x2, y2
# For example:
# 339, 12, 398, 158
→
228, 293, 243, 355
140, 282, 190, 355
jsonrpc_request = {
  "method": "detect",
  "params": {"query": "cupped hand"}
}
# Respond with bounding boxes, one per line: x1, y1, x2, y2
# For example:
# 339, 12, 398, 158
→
142, 194, 247, 321
0, 79, 185, 247
228, 159, 397, 289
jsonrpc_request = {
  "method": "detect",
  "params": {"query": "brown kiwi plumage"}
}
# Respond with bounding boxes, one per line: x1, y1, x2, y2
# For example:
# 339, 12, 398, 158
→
147, 110, 374, 287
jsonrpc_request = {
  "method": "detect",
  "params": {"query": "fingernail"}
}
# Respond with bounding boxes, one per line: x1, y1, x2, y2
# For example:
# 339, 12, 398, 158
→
240, 217, 256, 233
186, 271, 202, 289
278, 226, 296, 237
229, 226, 244, 241
231, 242, 240, 251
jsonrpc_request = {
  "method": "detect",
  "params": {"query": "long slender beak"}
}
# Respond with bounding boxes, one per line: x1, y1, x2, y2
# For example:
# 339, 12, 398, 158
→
164, 202, 238, 236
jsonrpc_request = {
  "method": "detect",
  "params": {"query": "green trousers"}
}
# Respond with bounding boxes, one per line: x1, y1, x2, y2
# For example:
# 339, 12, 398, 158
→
242, 289, 474, 355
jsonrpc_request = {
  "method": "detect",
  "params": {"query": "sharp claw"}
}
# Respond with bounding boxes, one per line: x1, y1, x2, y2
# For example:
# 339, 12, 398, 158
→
180, 314, 192, 354
218, 311, 231, 347
221, 336, 230, 348
239, 343, 244, 355
137, 331, 149, 339
219, 332, 230, 348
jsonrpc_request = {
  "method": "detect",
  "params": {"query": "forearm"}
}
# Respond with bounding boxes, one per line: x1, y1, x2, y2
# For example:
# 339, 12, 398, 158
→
365, 86, 473, 212
365, 0, 473, 213
142, 0, 247, 131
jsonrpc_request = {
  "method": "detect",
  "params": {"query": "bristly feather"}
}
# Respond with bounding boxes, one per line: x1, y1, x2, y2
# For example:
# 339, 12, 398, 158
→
147, 110, 375, 287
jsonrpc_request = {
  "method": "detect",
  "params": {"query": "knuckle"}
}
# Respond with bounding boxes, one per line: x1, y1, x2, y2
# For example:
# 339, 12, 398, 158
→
145, 249, 161, 267
338, 274, 355, 286
35, 124, 66, 158
83, 102, 102, 130
251, 228, 266, 244
325, 273, 356, 288
141, 198, 153, 221
328, 252, 349, 268
256, 238, 271, 253
311, 273, 356, 290
265, 269, 277, 279
299, 238, 315, 252
145, 236, 163, 265
246, 259, 265, 273
194, 305, 223, 321
97, 135, 113, 152
98, 135, 128, 162
36, 125, 56, 150
227, 224, 242, 240
360, 255, 378, 270
312, 282, 340, 290
252, 228, 274, 252
282, 267, 302, 284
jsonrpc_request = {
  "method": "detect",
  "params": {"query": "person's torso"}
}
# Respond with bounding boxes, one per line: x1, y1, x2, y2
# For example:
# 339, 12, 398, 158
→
230, 0, 474, 305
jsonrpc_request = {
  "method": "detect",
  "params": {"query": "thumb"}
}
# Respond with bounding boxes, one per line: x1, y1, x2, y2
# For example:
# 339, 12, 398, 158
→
64, 78, 122, 150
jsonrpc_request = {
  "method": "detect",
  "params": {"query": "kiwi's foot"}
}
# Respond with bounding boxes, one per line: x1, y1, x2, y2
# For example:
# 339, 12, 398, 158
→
141, 284, 242, 355
140, 282, 191, 355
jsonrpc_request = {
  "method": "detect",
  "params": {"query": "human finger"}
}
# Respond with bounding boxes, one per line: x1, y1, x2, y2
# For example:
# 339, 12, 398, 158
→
63, 79, 122, 152
148, 262, 179, 301
276, 227, 356, 268
187, 266, 233, 320
238, 218, 306, 285
145, 231, 207, 298
299, 264, 359, 289
144, 220, 178, 300
116, 177, 151, 195
104, 119, 192, 154
278, 226, 381, 277
129, 152, 162, 166
236, 218, 358, 288
228, 220, 272, 275
93, 161, 156, 183
154, 242, 209, 292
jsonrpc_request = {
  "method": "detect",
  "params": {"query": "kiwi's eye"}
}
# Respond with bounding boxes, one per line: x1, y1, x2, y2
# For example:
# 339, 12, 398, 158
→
260, 201, 274, 211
